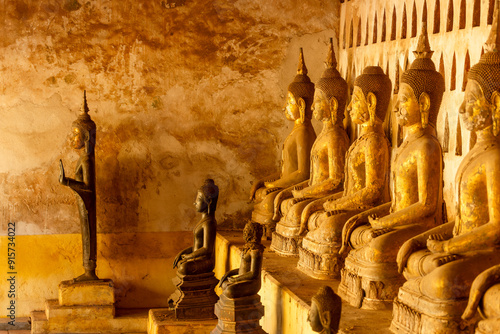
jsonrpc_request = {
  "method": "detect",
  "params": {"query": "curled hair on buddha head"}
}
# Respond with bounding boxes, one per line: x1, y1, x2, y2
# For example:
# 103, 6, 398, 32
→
354, 66, 392, 123
288, 48, 316, 120
401, 21, 445, 128
311, 285, 341, 333
72, 90, 96, 152
243, 221, 263, 244
198, 179, 219, 214
315, 38, 348, 124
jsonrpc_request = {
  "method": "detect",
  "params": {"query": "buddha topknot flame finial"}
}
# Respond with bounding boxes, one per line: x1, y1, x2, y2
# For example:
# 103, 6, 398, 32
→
297, 47, 308, 76
81, 90, 89, 115
485, 0, 500, 53
414, 20, 433, 59
325, 38, 337, 69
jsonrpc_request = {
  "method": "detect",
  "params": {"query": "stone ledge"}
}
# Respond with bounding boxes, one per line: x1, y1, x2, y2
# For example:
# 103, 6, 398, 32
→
147, 308, 217, 334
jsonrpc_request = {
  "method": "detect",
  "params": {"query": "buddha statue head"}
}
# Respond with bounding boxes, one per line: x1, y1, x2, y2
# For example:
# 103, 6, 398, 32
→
195, 179, 219, 215
71, 91, 96, 154
285, 48, 315, 123
398, 22, 444, 129
308, 286, 341, 334
348, 66, 392, 126
460, 1, 500, 136
243, 221, 264, 244
313, 38, 348, 126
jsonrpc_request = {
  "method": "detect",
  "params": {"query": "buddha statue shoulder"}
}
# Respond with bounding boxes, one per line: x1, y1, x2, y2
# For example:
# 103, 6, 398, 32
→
173, 179, 219, 276
250, 48, 316, 236
339, 21, 445, 310
270, 39, 350, 257
391, 5, 500, 332
308, 286, 342, 334
219, 221, 265, 299
296, 66, 392, 279
59, 91, 99, 282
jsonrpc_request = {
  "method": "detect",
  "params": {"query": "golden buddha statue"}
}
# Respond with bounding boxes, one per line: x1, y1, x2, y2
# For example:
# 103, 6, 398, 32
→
250, 48, 316, 237
339, 21, 445, 310
308, 286, 342, 334
462, 264, 500, 334
295, 66, 392, 279
59, 91, 99, 282
270, 39, 350, 257
391, 6, 500, 332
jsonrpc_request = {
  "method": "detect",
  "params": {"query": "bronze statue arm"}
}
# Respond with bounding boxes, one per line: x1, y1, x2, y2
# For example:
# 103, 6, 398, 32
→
219, 268, 239, 287
183, 222, 216, 260
339, 202, 391, 255
229, 249, 263, 283
173, 246, 193, 268
273, 181, 309, 221
462, 264, 500, 320
374, 142, 441, 229
250, 172, 280, 201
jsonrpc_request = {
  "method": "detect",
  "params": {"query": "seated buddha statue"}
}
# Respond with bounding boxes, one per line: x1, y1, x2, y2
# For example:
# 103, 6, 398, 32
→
295, 66, 392, 279
168, 179, 219, 319
339, 21, 445, 310
308, 286, 342, 334
270, 38, 350, 257
250, 48, 316, 237
390, 11, 500, 333
462, 264, 500, 334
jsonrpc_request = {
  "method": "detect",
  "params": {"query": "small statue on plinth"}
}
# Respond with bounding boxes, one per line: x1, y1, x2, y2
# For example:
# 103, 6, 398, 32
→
168, 179, 219, 320
212, 221, 266, 334
59, 90, 99, 282
308, 286, 341, 334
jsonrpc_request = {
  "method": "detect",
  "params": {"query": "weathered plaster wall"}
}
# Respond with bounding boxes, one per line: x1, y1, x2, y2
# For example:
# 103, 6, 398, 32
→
0, 0, 340, 317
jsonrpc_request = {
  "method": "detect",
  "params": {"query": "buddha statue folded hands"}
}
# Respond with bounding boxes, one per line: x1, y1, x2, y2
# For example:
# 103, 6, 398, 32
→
270, 39, 350, 257
391, 5, 500, 333
295, 65, 392, 279
339, 20, 446, 311
250, 48, 316, 238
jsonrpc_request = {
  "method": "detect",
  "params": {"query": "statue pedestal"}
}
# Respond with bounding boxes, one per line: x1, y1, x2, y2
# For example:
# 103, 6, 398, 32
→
168, 272, 219, 320
148, 308, 217, 334
270, 231, 301, 256
297, 246, 342, 280
31, 279, 146, 333
212, 294, 266, 334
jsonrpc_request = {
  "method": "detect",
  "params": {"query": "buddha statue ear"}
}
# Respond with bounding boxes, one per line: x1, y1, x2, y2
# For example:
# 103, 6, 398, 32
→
320, 310, 332, 334
206, 198, 213, 215
491, 91, 500, 137
298, 97, 306, 123
329, 96, 339, 124
366, 92, 377, 126
418, 92, 431, 129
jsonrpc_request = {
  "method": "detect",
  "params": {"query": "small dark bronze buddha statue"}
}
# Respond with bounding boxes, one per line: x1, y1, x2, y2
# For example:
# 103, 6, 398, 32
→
308, 286, 342, 334
250, 48, 316, 238
169, 179, 219, 320
59, 91, 98, 282
391, 4, 500, 333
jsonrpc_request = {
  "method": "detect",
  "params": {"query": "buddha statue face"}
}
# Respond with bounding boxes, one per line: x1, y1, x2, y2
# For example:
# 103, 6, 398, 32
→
348, 86, 371, 125
284, 91, 305, 122
70, 126, 86, 150
395, 83, 423, 127
312, 88, 336, 122
307, 300, 324, 332
460, 79, 495, 132
194, 191, 208, 213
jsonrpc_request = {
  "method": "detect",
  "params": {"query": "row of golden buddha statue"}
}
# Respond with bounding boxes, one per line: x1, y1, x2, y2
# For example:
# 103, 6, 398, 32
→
247, 3, 500, 333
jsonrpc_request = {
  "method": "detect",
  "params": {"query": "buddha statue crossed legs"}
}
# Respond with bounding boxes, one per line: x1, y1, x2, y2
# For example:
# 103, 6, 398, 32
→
296, 66, 392, 279
250, 48, 316, 238
339, 22, 445, 310
270, 39, 350, 257
391, 7, 500, 333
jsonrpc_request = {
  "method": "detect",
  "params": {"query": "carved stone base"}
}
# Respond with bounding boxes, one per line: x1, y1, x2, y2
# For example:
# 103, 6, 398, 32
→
168, 272, 219, 320
339, 257, 405, 310
212, 294, 266, 334
296, 246, 342, 279
270, 231, 301, 256
390, 286, 478, 334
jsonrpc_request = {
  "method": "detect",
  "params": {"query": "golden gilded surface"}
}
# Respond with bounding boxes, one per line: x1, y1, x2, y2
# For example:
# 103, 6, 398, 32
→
250, 48, 316, 235
391, 8, 500, 331
339, 22, 445, 311
270, 40, 350, 257
295, 66, 392, 279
